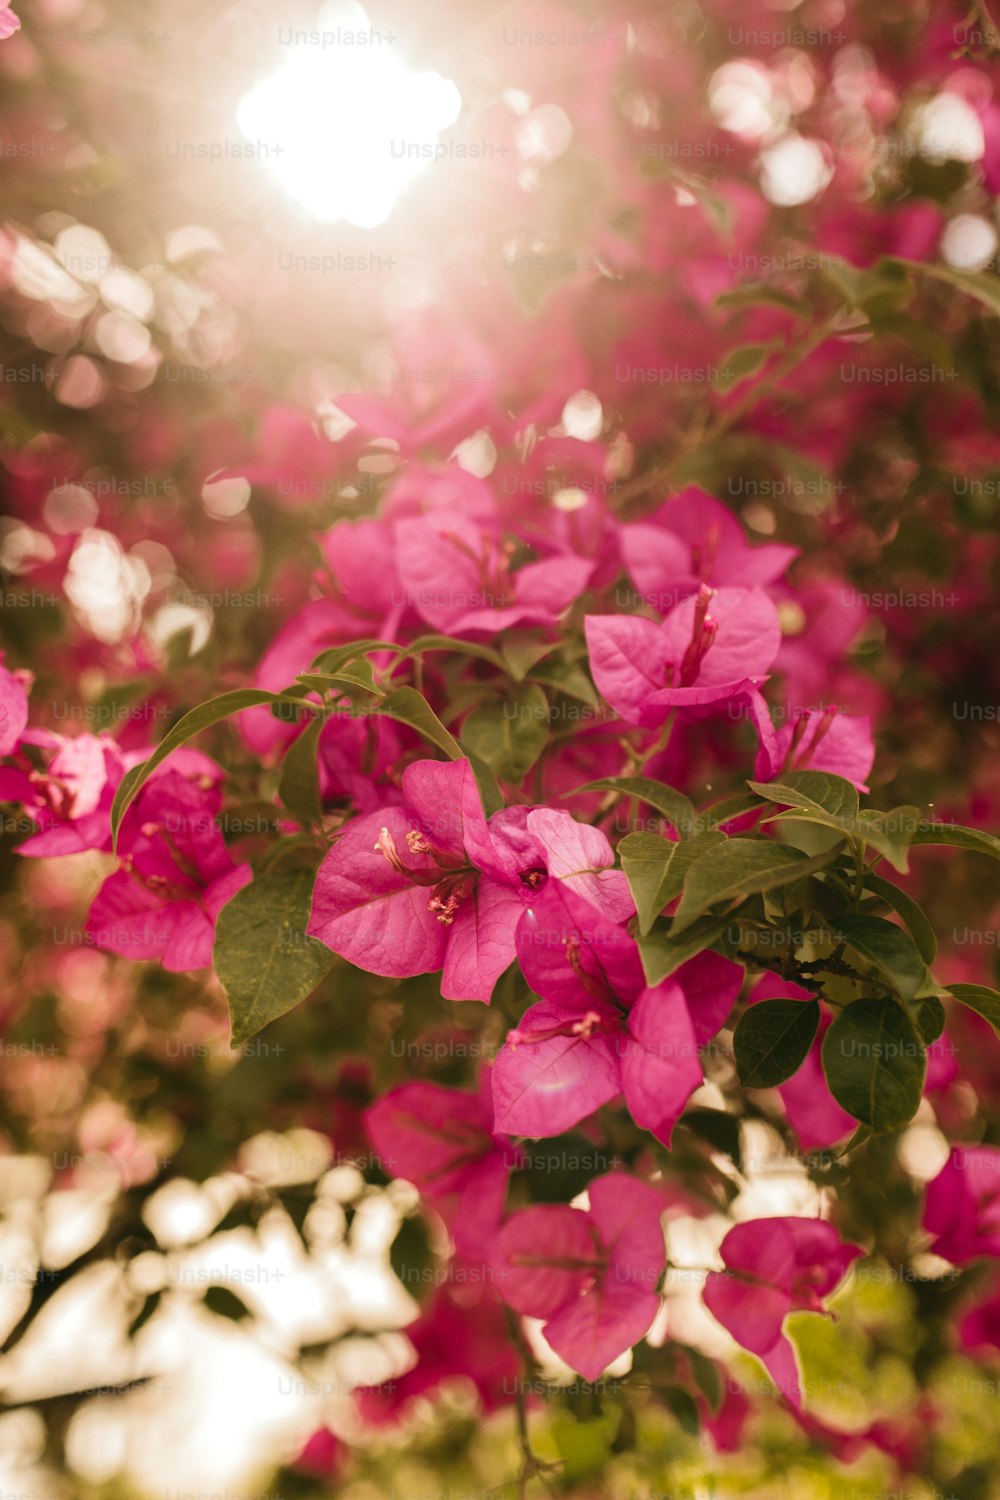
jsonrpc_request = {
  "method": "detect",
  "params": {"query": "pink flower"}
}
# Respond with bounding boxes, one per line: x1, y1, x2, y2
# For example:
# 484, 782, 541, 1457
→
0, 3, 19, 40
355, 1281, 520, 1424
364, 1073, 519, 1259
744, 690, 875, 793
0, 654, 29, 755
703, 1217, 862, 1405
585, 584, 782, 728
241, 518, 405, 756
0, 730, 123, 855
495, 1171, 665, 1381
923, 1147, 1000, 1264
395, 511, 593, 636
493, 886, 742, 1142
85, 770, 251, 972
621, 489, 796, 608
0, 734, 224, 858
308, 758, 631, 1003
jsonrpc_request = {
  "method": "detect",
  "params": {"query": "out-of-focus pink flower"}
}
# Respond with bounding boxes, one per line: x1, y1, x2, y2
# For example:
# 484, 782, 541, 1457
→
703, 1217, 862, 1406
0, 3, 20, 40
621, 489, 797, 608
395, 511, 593, 636
0, 654, 29, 754
364, 1072, 519, 1259
85, 770, 251, 972
923, 1146, 1000, 1264
495, 1171, 665, 1381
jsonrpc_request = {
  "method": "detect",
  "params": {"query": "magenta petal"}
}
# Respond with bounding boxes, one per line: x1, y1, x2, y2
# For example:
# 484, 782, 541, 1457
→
543, 1275, 660, 1384
526, 807, 635, 922
674, 951, 743, 1046
778, 1035, 856, 1150
585, 614, 671, 728
0, 659, 29, 756
401, 757, 479, 858
659, 587, 781, 687
496, 1205, 599, 1318
440, 878, 523, 1003
453, 1152, 513, 1259
621, 523, 693, 608
85, 870, 174, 961
308, 806, 448, 979
703, 1267, 792, 1357
491, 999, 623, 1137
543, 1172, 665, 1381
513, 555, 595, 618
515, 884, 645, 1007
620, 985, 702, 1144
758, 1332, 804, 1406
587, 1171, 666, 1268
364, 1081, 493, 1195
395, 514, 487, 631
161, 903, 216, 972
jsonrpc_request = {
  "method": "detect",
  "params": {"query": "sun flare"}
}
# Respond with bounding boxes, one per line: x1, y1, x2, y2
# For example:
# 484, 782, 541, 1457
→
236, 2, 461, 228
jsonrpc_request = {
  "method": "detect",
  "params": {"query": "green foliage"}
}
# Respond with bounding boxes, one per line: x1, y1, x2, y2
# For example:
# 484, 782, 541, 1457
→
733, 997, 821, 1088
214, 868, 335, 1045
821, 1000, 926, 1131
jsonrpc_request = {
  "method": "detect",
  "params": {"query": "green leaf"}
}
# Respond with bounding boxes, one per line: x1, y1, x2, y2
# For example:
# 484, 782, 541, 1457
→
671, 839, 842, 936
498, 632, 558, 680
715, 344, 769, 391
748, 772, 860, 820
309, 658, 384, 698
835, 913, 939, 1001
529, 656, 599, 707
579, 777, 697, 836
374, 687, 501, 813
947, 983, 1000, 1039
683, 1346, 724, 1413
863, 874, 937, 965
821, 999, 926, 1131
696, 791, 765, 832
881, 257, 1000, 319
716, 283, 810, 317
408, 633, 506, 668
310, 639, 400, 673
910, 822, 1000, 862
661, 1384, 701, 1436
550, 1411, 617, 1477
751, 776, 916, 872
638, 913, 736, 985
462, 682, 550, 783
852, 806, 921, 874
912, 994, 945, 1044
376, 685, 462, 757
620, 829, 727, 935
277, 715, 324, 829
215, 869, 335, 1045
733, 998, 820, 1088
819, 256, 913, 317
110, 689, 319, 848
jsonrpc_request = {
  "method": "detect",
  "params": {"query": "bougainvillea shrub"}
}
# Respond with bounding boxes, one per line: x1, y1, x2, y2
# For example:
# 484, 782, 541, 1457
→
2, 0, 1000, 1496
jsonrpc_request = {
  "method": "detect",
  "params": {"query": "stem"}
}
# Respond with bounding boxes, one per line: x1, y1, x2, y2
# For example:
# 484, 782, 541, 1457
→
501, 1307, 562, 1498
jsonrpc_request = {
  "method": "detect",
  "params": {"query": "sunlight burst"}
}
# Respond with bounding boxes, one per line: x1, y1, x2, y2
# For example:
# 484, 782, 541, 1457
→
237, 3, 462, 228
